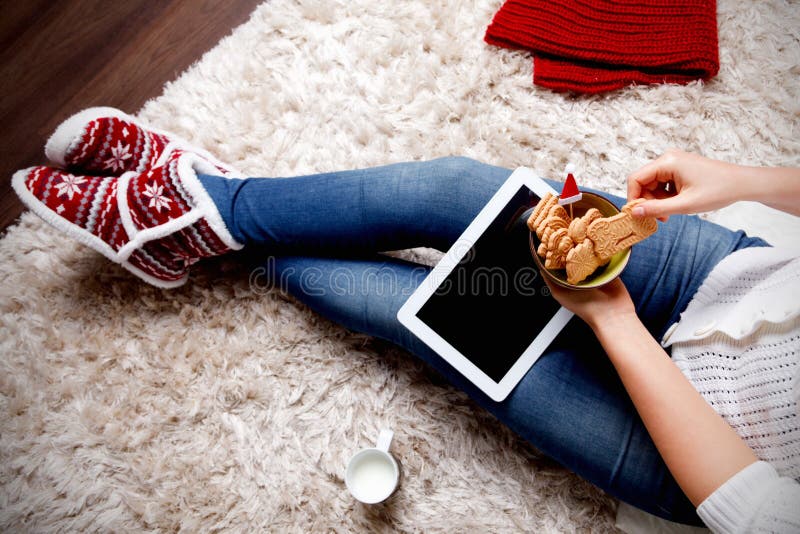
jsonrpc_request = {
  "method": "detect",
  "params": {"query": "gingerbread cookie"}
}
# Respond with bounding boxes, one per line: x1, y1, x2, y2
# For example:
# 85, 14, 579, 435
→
567, 208, 601, 243
539, 213, 568, 242
622, 199, 658, 234
545, 228, 571, 269
587, 201, 657, 262
537, 241, 548, 258
566, 239, 603, 285
528, 193, 558, 232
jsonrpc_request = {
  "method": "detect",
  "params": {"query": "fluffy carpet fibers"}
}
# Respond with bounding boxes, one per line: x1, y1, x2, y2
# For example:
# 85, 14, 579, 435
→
2, 1, 798, 531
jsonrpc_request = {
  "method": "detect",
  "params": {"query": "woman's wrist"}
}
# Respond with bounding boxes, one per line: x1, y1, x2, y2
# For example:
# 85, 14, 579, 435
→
589, 311, 644, 346
732, 165, 800, 215
590, 311, 666, 372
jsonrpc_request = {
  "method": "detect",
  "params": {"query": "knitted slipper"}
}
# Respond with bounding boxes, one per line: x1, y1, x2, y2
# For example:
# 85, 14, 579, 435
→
44, 107, 241, 177
12, 150, 243, 288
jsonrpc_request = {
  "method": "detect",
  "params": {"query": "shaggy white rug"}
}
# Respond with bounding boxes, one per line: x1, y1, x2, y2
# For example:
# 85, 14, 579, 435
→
1, 1, 799, 531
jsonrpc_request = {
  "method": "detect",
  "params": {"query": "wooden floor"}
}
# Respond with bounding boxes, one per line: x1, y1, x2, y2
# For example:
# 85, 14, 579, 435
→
0, 0, 262, 233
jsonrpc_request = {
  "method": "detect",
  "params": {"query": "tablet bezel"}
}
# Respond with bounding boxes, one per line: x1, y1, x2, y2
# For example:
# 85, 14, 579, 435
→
396, 167, 573, 402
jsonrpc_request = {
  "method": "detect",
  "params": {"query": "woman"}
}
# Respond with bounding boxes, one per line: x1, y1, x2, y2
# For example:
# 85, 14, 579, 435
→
13, 108, 800, 531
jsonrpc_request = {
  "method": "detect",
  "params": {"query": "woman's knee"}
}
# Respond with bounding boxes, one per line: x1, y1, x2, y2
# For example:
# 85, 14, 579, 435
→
414, 156, 512, 218
428, 156, 511, 188
430, 155, 486, 174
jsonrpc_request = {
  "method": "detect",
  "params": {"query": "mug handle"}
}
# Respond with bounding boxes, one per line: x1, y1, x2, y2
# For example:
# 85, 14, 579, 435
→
376, 429, 393, 452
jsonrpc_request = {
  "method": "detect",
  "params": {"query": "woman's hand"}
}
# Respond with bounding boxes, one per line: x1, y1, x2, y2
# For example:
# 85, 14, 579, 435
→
628, 149, 800, 220
627, 150, 744, 222
544, 277, 636, 332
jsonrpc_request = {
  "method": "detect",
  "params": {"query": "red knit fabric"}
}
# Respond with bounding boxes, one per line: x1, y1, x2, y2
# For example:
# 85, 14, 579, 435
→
484, 0, 719, 94
63, 115, 171, 174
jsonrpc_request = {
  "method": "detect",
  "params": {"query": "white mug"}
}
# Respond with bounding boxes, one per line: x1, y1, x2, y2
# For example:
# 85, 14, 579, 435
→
345, 429, 400, 504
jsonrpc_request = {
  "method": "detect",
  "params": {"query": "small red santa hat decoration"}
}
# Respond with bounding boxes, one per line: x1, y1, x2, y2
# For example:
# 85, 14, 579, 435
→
558, 163, 583, 206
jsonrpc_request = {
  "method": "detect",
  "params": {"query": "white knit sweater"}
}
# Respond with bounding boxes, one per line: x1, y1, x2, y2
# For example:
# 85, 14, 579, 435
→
661, 246, 800, 533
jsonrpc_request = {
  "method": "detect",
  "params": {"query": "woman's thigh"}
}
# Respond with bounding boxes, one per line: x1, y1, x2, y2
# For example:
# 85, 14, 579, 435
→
264, 253, 701, 525
202, 156, 513, 253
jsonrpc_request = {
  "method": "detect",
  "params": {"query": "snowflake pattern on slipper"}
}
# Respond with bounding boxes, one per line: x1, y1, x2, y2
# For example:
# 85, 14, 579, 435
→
44, 107, 240, 178
12, 150, 243, 288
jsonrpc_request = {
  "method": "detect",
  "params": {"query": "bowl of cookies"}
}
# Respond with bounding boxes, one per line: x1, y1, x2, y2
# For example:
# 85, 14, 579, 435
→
527, 192, 657, 290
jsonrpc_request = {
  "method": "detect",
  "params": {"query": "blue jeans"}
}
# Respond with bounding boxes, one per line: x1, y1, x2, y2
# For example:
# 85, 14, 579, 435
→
198, 157, 768, 525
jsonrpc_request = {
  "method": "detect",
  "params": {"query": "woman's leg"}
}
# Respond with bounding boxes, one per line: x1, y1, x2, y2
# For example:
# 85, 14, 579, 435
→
265, 253, 702, 524
203, 156, 767, 338
198, 156, 512, 254
235, 160, 768, 524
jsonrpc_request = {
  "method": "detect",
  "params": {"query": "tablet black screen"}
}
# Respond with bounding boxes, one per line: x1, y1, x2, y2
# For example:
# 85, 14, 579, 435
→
415, 185, 561, 383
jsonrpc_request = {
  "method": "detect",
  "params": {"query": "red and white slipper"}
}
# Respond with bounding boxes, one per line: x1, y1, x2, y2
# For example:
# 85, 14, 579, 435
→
44, 107, 240, 178
12, 150, 243, 288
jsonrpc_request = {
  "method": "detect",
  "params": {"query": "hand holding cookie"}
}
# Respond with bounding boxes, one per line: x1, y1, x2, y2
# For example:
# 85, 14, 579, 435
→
587, 199, 658, 262
627, 150, 743, 221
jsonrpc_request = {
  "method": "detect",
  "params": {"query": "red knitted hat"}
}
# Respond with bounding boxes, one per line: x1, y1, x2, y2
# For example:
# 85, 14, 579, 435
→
485, 0, 719, 93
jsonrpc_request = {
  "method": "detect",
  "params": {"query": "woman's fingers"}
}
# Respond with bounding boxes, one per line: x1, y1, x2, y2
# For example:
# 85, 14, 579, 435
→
628, 161, 674, 200
631, 194, 691, 220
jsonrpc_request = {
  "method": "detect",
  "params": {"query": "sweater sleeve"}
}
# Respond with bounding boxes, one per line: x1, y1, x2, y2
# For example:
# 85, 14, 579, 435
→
697, 461, 800, 533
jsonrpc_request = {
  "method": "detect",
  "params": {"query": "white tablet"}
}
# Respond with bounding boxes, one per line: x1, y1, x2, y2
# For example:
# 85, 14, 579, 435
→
396, 167, 573, 402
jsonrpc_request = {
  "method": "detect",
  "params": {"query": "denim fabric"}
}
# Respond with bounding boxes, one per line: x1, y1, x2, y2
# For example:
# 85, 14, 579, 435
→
199, 157, 768, 525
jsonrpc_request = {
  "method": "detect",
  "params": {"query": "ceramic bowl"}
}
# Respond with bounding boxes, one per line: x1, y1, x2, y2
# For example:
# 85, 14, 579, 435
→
529, 191, 631, 290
